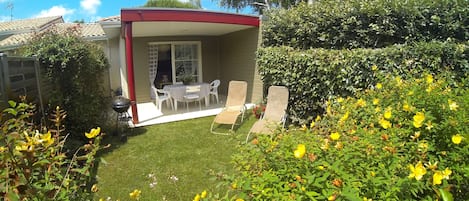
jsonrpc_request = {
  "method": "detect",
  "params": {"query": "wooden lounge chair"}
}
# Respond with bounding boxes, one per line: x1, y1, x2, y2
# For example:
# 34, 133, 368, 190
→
210, 80, 248, 135
245, 86, 289, 143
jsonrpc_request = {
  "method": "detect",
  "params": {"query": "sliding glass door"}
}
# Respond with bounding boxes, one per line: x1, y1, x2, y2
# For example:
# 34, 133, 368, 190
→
148, 41, 202, 88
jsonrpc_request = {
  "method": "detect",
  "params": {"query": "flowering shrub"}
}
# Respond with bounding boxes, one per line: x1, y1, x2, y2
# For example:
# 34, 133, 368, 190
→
219, 73, 468, 200
252, 103, 266, 119
0, 101, 105, 200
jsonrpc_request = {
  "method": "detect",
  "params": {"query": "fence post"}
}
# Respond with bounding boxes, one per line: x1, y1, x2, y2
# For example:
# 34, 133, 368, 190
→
33, 55, 46, 120
0, 53, 9, 107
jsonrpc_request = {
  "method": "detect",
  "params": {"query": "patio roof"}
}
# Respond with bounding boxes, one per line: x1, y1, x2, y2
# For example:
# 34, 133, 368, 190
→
120, 8, 260, 37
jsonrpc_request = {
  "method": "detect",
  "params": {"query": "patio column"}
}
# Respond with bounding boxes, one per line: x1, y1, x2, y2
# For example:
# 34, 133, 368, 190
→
124, 22, 139, 124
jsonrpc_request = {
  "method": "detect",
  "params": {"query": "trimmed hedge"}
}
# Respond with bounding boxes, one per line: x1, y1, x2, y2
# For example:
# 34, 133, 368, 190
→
257, 41, 469, 123
262, 0, 469, 49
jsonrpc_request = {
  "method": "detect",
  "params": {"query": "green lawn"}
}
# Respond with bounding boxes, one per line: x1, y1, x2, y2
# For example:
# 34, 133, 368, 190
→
94, 113, 256, 201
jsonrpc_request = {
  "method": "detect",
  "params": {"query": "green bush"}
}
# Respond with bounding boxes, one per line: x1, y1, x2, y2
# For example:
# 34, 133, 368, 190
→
257, 41, 469, 123
219, 73, 468, 200
22, 26, 111, 149
262, 0, 469, 49
0, 100, 105, 200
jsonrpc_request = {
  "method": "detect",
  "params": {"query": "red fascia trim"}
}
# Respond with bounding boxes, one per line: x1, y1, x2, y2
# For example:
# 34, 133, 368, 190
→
124, 22, 139, 124
121, 9, 259, 27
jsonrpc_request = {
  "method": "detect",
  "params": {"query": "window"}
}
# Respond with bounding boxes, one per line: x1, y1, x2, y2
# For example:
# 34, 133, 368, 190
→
148, 41, 202, 88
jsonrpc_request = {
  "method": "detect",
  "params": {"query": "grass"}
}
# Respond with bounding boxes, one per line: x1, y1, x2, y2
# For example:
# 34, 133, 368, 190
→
94, 112, 257, 201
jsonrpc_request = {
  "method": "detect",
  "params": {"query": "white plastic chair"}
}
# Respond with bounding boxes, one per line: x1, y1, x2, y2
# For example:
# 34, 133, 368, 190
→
151, 85, 173, 112
183, 85, 202, 111
209, 79, 220, 104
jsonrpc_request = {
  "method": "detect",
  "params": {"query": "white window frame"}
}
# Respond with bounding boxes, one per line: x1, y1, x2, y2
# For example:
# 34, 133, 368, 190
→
148, 41, 203, 84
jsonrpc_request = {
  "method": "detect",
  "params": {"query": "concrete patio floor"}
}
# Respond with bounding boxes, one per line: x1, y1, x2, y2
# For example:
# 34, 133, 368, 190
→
128, 95, 254, 127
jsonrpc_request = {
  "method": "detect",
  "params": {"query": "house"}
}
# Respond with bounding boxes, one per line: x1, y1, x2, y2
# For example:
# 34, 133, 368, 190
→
1, 8, 264, 125
101, 8, 263, 124
0, 16, 112, 108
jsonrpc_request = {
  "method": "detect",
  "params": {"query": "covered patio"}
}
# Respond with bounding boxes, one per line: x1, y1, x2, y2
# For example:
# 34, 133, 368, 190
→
111, 8, 264, 125
131, 94, 254, 127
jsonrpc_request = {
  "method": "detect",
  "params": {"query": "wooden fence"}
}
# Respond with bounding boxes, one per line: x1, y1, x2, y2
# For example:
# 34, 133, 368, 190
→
0, 53, 46, 112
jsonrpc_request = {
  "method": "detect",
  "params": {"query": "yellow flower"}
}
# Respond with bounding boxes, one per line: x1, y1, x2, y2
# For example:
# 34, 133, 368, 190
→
337, 97, 344, 103
418, 141, 428, 151
355, 98, 366, 108
448, 99, 459, 111
395, 76, 403, 87
85, 127, 101, 139
375, 83, 382, 89
379, 118, 392, 129
374, 106, 381, 113
91, 184, 99, 192
426, 85, 434, 93
384, 107, 392, 119
371, 65, 378, 71
433, 171, 444, 185
370, 171, 376, 177
411, 131, 421, 140
235, 199, 245, 201
425, 74, 433, 84
328, 195, 337, 201
413, 112, 425, 128
442, 168, 452, 179
373, 98, 380, 105
294, 144, 306, 159
408, 161, 426, 180
318, 165, 325, 170
321, 139, 330, 150
300, 124, 307, 131
193, 194, 201, 201
129, 189, 141, 200
425, 161, 438, 170
451, 134, 463, 144
330, 132, 340, 141
425, 122, 434, 130
0, 146, 5, 153
339, 111, 349, 123
40, 131, 54, 147
201, 190, 207, 198
310, 121, 315, 128
315, 115, 321, 122
403, 102, 412, 112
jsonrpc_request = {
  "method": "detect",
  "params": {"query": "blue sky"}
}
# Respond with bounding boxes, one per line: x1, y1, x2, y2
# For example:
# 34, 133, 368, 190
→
0, 0, 253, 22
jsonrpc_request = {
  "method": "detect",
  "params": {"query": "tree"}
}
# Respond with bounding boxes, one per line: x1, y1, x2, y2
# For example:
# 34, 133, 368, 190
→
21, 25, 110, 148
144, 0, 202, 9
218, 0, 305, 13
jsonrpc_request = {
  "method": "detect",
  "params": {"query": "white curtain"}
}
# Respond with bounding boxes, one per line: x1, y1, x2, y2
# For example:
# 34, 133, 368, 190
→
148, 44, 159, 99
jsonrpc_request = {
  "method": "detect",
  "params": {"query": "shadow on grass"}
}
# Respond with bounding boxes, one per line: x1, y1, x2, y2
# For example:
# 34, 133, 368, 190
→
98, 126, 148, 156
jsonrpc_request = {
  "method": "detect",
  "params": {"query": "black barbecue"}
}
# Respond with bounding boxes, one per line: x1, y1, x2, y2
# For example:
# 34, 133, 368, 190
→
111, 96, 131, 142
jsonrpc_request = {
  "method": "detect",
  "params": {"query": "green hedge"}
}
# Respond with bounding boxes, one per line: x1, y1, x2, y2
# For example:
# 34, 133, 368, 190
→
262, 0, 469, 49
257, 41, 469, 123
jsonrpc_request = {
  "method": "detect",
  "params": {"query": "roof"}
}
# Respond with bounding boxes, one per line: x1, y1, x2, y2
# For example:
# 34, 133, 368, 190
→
98, 15, 121, 23
55, 23, 107, 40
119, 8, 260, 37
0, 16, 63, 34
121, 8, 259, 27
0, 22, 106, 51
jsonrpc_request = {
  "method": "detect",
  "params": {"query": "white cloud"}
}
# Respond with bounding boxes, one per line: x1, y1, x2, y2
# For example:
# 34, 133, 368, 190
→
34, 5, 75, 18
0, 15, 10, 22
80, 0, 101, 15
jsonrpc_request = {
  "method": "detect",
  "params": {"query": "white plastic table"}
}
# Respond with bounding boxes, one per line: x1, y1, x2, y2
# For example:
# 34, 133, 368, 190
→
163, 83, 210, 111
